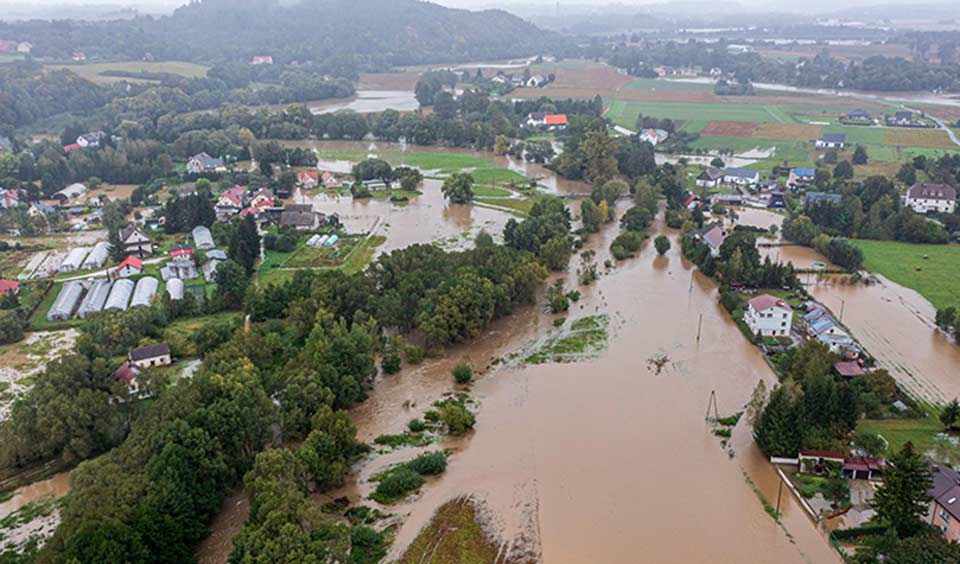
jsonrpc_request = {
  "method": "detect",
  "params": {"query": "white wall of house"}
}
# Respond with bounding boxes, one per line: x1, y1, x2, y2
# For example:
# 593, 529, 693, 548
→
744, 304, 792, 337
906, 197, 956, 214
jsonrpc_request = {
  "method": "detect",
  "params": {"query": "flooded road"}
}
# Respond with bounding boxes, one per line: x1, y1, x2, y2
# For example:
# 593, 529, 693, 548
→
309, 90, 419, 115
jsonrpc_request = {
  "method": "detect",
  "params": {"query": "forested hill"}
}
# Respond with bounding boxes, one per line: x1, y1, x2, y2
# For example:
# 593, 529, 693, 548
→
1, 0, 566, 67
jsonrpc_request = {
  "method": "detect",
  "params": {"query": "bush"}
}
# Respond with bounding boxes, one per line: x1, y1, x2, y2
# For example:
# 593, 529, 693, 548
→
406, 452, 447, 476
438, 403, 475, 436
404, 344, 425, 364
350, 526, 387, 564
373, 467, 424, 502
407, 419, 427, 433
452, 364, 472, 384
610, 231, 644, 260
381, 352, 401, 375
654, 234, 671, 256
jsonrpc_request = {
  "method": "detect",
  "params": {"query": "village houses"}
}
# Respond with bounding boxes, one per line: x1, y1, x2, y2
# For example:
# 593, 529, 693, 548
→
119, 225, 154, 257
186, 152, 226, 175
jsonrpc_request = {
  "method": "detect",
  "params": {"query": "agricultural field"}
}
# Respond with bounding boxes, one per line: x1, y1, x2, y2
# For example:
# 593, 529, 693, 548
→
258, 232, 386, 286
851, 240, 960, 311
884, 127, 958, 149
45, 61, 210, 84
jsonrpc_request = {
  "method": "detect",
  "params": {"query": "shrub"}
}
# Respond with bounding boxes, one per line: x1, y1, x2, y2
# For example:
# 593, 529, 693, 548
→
452, 364, 473, 384
406, 452, 447, 476
373, 467, 424, 502
381, 352, 401, 374
438, 403, 475, 436
654, 234, 671, 256
350, 526, 387, 564
407, 419, 427, 433
404, 344, 425, 365
610, 231, 644, 260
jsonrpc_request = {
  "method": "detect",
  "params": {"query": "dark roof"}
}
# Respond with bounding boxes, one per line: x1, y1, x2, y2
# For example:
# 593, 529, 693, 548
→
895, 111, 913, 120
279, 205, 318, 227
846, 109, 870, 118
799, 449, 846, 459
699, 167, 724, 181
724, 167, 759, 179
821, 133, 846, 143
806, 192, 842, 206
931, 464, 960, 521
129, 343, 170, 361
907, 183, 957, 202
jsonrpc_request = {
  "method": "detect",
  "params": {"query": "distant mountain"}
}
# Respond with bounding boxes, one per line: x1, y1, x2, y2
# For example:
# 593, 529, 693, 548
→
133, 0, 566, 65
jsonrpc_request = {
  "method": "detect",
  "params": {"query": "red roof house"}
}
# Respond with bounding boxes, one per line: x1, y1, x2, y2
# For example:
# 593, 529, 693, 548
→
0, 279, 20, 296
115, 255, 143, 278
834, 361, 865, 378
544, 114, 568, 126
63, 143, 82, 153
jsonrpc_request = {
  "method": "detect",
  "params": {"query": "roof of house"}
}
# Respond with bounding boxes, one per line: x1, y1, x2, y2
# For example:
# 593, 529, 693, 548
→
545, 114, 568, 125
697, 223, 727, 249
895, 110, 913, 119
298, 170, 319, 181
218, 185, 246, 207
724, 167, 759, 179
748, 294, 792, 313
279, 205, 317, 227
115, 361, 140, 383
846, 109, 870, 117
806, 192, 842, 205
63, 143, 81, 152
834, 361, 864, 377
682, 193, 699, 208
119, 225, 149, 243
907, 183, 957, 202
118, 255, 143, 271
810, 316, 838, 335
699, 167, 724, 181
793, 168, 815, 177
820, 133, 846, 143
0, 279, 20, 294
843, 456, 884, 472
799, 449, 846, 459
189, 152, 224, 169
129, 342, 170, 361
930, 463, 960, 521
170, 244, 194, 257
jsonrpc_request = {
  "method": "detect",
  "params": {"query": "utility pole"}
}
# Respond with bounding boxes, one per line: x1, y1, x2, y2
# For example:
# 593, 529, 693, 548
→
696, 313, 703, 342
839, 298, 846, 323
775, 478, 784, 515
705, 390, 719, 421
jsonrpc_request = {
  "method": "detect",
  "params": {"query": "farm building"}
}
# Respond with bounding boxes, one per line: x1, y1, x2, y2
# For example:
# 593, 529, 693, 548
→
104, 279, 135, 311
52, 183, 86, 205
47, 281, 84, 321
723, 168, 760, 186
58, 247, 91, 273
815, 133, 846, 149
324, 234, 339, 247
131, 277, 159, 308
77, 279, 112, 318
206, 249, 228, 260
161, 259, 198, 281
192, 225, 216, 250
114, 255, 143, 278
166, 278, 184, 301
82, 242, 111, 270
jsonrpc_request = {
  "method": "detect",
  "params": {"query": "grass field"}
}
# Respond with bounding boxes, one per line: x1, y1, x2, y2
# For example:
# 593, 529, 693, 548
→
858, 416, 960, 465
884, 128, 958, 149
314, 149, 528, 186
398, 498, 500, 564
46, 61, 210, 83
851, 240, 960, 310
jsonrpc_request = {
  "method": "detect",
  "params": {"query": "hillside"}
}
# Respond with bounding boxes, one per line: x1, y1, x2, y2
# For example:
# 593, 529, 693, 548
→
0, 0, 563, 67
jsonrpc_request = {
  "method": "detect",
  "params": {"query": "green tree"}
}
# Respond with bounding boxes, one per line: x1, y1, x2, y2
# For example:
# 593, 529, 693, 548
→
753, 386, 804, 457
438, 403, 475, 436
581, 199, 603, 233
834, 160, 854, 180
871, 441, 932, 538
214, 259, 249, 309
654, 234, 671, 256
0, 310, 24, 345
592, 179, 627, 207
896, 163, 917, 186
620, 206, 652, 233
539, 236, 572, 271
229, 214, 261, 274
452, 364, 472, 384
935, 307, 957, 331
441, 172, 475, 204
852, 145, 869, 165
581, 130, 618, 183
940, 398, 960, 430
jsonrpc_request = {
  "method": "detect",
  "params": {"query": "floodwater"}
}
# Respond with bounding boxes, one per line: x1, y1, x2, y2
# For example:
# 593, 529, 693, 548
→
0, 470, 70, 516
736, 206, 960, 404
333, 214, 841, 563
309, 90, 419, 115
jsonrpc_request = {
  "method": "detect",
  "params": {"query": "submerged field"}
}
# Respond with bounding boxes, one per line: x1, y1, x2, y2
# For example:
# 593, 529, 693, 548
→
46, 61, 210, 83
852, 240, 960, 311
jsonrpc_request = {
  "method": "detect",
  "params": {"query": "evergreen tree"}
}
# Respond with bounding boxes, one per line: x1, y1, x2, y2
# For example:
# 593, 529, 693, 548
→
229, 215, 261, 274
754, 386, 804, 457
940, 399, 960, 430
852, 145, 869, 165
872, 441, 932, 538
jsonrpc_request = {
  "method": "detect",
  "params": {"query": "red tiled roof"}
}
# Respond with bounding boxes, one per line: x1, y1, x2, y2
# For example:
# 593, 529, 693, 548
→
63, 143, 81, 152
115, 361, 139, 383
834, 361, 864, 377
683, 194, 698, 208
118, 255, 142, 270
0, 279, 19, 294
299, 171, 319, 181
748, 294, 792, 313
545, 114, 568, 125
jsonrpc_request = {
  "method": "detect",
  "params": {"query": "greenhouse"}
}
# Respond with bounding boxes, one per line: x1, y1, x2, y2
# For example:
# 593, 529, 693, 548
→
166, 278, 184, 301
130, 277, 159, 308
104, 279, 135, 311
58, 247, 90, 273
81, 242, 111, 270
77, 279, 112, 318
47, 281, 84, 321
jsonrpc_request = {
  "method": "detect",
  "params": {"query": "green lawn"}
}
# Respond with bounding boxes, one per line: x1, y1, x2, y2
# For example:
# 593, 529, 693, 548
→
622, 78, 715, 91
858, 416, 960, 465
851, 240, 960, 310
606, 99, 782, 127
821, 124, 886, 146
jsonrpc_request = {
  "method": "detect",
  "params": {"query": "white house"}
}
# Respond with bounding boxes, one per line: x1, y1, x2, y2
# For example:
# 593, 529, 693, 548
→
119, 225, 153, 257
723, 167, 760, 186
905, 183, 957, 214
526, 74, 547, 88
186, 152, 226, 175
744, 294, 793, 337
638, 128, 669, 147
129, 343, 172, 369
696, 167, 724, 189
694, 223, 727, 257
816, 133, 846, 149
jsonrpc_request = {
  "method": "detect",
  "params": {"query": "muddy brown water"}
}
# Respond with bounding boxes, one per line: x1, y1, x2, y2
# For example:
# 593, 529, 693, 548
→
10, 203, 957, 563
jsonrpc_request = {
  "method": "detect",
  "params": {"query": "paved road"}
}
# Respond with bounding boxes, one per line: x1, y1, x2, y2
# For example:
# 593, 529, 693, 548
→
903, 106, 960, 147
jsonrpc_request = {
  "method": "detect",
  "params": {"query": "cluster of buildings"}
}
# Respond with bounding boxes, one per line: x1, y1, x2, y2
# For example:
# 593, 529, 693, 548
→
743, 295, 864, 365
47, 276, 161, 321
0, 40, 31, 54
186, 152, 227, 175
696, 166, 760, 189
63, 131, 107, 153
297, 171, 343, 190
491, 71, 550, 89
